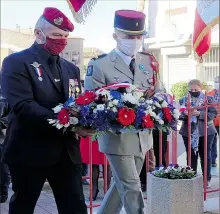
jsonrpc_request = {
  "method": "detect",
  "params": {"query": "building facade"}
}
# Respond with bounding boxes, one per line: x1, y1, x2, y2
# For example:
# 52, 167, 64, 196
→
137, 0, 219, 92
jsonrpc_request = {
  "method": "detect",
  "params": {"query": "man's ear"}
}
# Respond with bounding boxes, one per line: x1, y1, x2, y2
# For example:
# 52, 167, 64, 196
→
113, 33, 117, 41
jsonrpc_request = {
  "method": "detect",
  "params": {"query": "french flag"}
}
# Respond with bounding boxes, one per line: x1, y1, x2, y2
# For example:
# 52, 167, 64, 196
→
193, 0, 219, 61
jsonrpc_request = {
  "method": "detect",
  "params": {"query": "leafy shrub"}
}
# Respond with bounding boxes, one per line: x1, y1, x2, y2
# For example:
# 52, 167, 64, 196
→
171, 81, 209, 101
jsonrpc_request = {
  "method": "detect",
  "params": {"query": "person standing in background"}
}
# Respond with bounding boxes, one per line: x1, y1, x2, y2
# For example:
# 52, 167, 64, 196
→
0, 80, 10, 203
179, 79, 217, 188
208, 76, 219, 167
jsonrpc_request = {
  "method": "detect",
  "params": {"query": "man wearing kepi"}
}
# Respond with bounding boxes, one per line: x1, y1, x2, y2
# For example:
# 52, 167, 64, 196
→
1, 7, 91, 214
85, 10, 153, 214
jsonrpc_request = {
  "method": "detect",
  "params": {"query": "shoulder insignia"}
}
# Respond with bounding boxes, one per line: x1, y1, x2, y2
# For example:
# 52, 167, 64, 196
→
86, 65, 93, 76
138, 51, 153, 56
96, 53, 107, 60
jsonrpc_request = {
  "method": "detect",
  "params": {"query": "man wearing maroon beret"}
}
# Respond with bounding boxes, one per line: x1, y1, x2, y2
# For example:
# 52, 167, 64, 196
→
1, 7, 92, 214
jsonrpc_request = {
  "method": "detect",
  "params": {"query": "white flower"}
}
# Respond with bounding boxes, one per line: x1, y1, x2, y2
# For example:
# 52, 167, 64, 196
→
97, 104, 105, 111
133, 91, 143, 100
48, 119, 57, 124
154, 102, 161, 108
161, 101, 168, 108
149, 111, 157, 118
69, 117, 79, 125
173, 112, 180, 119
173, 109, 179, 114
108, 102, 114, 107
157, 96, 163, 101
64, 123, 70, 128
53, 105, 63, 113
56, 123, 63, 129
165, 169, 169, 173
126, 85, 136, 93
112, 99, 119, 105
112, 107, 118, 112
126, 87, 132, 93
93, 109, 98, 114
146, 100, 153, 104
155, 116, 160, 120
158, 120, 164, 125
107, 107, 110, 110
122, 93, 138, 104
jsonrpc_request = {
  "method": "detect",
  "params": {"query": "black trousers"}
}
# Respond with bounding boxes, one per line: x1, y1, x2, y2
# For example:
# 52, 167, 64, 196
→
153, 130, 168, 167
8, 149, 87, 214
182, 135, 215, 182
0, 143, 10, 197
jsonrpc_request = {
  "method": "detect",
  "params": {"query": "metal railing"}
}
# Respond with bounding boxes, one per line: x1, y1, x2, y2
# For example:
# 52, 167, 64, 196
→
82, 93, 220, 213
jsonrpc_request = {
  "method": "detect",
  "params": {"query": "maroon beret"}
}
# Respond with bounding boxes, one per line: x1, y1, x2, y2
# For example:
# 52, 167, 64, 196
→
42, 7, 74, 32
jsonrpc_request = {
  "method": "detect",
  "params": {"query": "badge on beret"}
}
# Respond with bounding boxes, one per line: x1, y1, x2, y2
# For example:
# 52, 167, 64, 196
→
54, 17, 63, 26
86, 65, 93, 76
31, 62, 43, 81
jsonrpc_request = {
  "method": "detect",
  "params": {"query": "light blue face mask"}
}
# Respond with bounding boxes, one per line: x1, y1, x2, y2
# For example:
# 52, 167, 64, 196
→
117, 38, 142, 57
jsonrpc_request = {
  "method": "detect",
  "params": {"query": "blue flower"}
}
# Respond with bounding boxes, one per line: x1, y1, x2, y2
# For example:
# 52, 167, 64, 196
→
64, 96, 75, 107
110, 90, 122, 101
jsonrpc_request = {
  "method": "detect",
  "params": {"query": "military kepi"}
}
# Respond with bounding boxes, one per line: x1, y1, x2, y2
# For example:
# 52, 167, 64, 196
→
42, 7, 74, 32
114, 10, 146, 35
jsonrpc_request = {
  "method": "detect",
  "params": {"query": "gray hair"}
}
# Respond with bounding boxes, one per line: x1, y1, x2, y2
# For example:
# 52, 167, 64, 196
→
114, 28, 127, 38
35, 16, 54, 30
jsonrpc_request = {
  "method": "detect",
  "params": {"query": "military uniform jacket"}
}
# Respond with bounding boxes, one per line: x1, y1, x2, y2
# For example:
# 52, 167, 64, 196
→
85, 50, 154, 156
1, 43, 82, 166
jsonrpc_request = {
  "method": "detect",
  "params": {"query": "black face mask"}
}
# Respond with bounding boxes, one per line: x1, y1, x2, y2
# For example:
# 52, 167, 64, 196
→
189, 91, 200, 98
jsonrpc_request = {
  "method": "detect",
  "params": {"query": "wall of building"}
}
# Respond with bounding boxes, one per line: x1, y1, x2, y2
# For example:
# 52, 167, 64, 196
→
137, 0, 219, 92
60, 38, 84, 78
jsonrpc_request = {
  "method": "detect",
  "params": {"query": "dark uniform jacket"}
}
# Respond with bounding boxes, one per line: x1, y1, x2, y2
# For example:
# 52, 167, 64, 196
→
1, 43, 82, 166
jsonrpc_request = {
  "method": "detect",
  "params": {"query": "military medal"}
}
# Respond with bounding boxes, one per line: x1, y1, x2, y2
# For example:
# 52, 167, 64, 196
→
69, 79, 75, 98
31, 62, 43, 81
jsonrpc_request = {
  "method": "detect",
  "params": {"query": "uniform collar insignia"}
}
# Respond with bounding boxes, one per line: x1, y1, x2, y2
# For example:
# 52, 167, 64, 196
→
54, 17, 63, 26
31, 62, 41, 68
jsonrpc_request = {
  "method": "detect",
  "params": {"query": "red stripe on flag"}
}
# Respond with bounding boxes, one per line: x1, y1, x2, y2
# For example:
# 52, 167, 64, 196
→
193, 9, 211, 57
69, 0, 86, 12
193, 9, 207, 44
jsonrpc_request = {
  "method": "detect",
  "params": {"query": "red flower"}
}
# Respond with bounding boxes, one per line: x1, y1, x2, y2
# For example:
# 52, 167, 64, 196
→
75, 91, 97, 105
163, 107, 172, 122
142, 114, 154, 128
57, 108, 70, 125
118, 107, 136, 126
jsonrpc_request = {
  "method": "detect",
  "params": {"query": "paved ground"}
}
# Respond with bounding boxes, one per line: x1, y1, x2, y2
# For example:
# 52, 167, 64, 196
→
1, 133, 219, 213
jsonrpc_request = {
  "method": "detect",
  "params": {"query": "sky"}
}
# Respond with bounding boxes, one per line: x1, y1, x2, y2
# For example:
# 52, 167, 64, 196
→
1, 0, 137, 52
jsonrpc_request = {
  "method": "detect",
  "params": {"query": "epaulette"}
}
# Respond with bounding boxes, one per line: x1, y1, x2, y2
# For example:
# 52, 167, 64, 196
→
95, 53, 107, 60
138, 51, 153, 56
91, 54, 107, 61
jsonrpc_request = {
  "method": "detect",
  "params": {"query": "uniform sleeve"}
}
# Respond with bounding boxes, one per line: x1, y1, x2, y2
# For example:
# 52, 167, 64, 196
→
1, 55, 55, 124
91, 62, 106, 89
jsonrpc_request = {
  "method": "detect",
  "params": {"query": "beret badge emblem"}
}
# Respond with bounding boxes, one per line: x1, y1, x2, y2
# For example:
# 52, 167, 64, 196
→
54, 17, 63, 26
